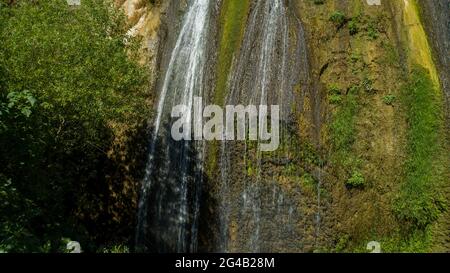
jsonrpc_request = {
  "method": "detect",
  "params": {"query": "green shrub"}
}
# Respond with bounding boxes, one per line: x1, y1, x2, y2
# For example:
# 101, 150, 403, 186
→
367, 22, 379, 40
334, 234, 350, 252
328, 84, 343, 104
346, 170, 365, 187
328, 84, 342, 95
348, 19, 359, 35
382, 94, 396, 105
329, 11, 347, 28
330, 90, 358, 152
301, 173, 316, 189
329, 94, 342, 104
0, 0, 147, 252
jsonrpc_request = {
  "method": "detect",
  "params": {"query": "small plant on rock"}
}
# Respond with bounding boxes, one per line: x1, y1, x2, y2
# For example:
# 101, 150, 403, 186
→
383, 94, 396, 105
329, 11, 347, 29
346, 170, 365, 188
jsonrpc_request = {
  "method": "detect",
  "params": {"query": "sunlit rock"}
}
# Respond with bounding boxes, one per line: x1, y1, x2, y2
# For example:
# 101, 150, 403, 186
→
366, 0, 381, 5
67, 0, 80, 6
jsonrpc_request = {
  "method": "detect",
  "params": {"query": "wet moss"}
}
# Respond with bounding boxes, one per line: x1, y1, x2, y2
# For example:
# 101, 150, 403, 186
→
206, 0, 251, 176
214, 0, 251, 106
403, 0, 439, 85
394, 66, 446, 229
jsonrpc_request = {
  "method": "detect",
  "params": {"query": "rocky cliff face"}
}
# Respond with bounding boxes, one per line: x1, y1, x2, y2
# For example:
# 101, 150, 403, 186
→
120, 0, 449, 252
119, 0, 162, 88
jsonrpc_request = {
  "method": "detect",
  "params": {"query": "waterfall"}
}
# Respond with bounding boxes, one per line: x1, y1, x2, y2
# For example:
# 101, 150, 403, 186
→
135, 0, 313, 253
251, 0, 289, 253
218, 0, 305, 252
136, 0, 211, 253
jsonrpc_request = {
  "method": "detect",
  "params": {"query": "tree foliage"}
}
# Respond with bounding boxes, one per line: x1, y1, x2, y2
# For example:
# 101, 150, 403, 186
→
0, 0, 148, 252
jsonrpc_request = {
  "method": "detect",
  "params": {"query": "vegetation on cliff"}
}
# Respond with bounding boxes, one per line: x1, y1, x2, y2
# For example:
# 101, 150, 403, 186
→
395, 66, 446, 235
0, 0, 448, 253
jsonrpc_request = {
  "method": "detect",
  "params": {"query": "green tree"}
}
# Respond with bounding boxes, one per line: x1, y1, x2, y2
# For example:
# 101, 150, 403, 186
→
0, 0, 148, 252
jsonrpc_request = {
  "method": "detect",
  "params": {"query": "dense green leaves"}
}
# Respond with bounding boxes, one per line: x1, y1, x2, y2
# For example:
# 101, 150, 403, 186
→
0, 0, 148, 252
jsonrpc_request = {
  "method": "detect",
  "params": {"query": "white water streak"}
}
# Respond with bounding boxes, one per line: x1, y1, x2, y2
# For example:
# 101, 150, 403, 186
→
136, 0, 210, 252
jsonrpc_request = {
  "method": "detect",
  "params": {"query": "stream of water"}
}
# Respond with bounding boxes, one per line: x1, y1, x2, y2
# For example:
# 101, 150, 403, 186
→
136, 0, 314, 253
135, 0, 211, 253
219, 0, 304, 252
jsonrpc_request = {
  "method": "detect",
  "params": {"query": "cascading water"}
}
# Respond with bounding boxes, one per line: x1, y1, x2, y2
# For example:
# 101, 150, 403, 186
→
218, 0, 308, 252
135, 0, 211, 253
135, 0, 315, 253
